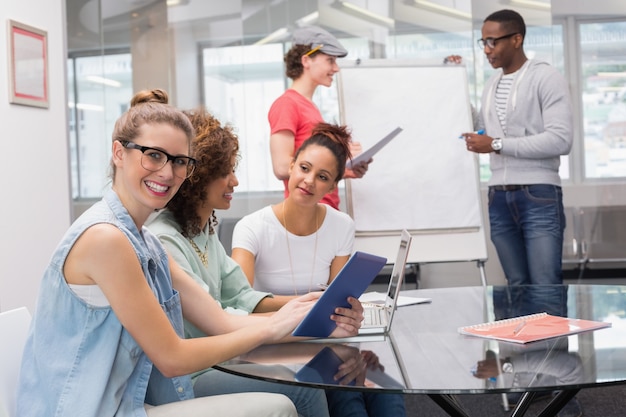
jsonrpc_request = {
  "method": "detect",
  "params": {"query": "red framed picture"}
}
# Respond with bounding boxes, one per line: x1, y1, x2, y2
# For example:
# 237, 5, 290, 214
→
7, 19, 49, 108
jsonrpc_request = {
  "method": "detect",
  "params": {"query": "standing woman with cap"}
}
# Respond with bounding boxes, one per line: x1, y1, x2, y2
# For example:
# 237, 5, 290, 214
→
268, 25, 371, 210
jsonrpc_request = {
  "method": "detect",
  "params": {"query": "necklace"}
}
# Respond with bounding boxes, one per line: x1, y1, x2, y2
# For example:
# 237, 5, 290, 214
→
187, 235, 209, 267
283, 201, 319, 295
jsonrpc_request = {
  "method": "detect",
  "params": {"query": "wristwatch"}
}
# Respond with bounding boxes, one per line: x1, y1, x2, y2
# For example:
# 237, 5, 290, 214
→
491, 138, 503, 152
502, 358, 514, 374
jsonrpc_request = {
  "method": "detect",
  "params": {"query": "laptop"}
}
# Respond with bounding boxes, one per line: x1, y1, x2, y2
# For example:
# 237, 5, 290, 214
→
292, 251, 387, 338
359, 229, 413, 335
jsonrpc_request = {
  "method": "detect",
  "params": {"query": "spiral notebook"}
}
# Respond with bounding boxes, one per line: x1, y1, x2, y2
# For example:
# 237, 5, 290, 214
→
458, 312, 611, 344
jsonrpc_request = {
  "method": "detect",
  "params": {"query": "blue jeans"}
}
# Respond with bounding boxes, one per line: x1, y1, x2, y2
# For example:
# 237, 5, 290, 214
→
325, 391, 406, 417
193, 368, 329, 417
488, 184, 567, 317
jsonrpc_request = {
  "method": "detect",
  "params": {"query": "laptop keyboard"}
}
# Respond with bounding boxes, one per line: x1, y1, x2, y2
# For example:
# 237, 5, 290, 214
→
363, 307, 386, 327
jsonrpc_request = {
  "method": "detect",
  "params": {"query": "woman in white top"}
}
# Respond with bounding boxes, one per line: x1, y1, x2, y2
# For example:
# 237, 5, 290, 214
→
232, 123, 407, 417
232, 123, 355, 294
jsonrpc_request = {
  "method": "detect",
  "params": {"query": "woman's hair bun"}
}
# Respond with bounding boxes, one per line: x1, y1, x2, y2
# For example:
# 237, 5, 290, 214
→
130, 89, 169, 107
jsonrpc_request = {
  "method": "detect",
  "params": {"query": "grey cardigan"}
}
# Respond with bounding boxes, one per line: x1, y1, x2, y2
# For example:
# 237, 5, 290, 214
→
478, 59, 573, 186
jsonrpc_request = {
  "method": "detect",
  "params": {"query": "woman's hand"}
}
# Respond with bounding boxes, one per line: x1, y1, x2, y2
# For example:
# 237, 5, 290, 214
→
331, 345, 367, 385
348, 160, 371, 178
266, 292, 321, 342
329, 296, 364, 338
361, 350, 384, 371
344, 141, 371, 179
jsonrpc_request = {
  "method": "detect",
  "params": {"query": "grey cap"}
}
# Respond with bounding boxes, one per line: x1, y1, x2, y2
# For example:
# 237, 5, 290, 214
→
292, 26, 348, 58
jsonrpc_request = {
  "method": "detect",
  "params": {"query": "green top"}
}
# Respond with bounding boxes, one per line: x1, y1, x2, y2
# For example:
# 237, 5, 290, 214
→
146, 210, 272, 339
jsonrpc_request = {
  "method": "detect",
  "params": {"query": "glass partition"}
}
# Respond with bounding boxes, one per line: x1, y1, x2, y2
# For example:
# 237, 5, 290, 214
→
67, 53, 133, 198
65, 0, 626, 201
579, 21, 626, 178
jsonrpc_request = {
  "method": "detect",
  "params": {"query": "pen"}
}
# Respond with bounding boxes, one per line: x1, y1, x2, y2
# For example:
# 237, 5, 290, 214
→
459, 129, 485, 139
512, 320, 527, 335
317, 283, 329, 290
305, 44, 324, 56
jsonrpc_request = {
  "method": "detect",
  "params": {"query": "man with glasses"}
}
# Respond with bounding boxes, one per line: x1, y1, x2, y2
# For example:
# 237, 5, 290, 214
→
449, 9, 577, 417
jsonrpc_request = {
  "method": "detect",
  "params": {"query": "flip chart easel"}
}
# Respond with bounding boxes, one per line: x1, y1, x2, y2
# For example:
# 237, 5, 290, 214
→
338, 60, 488, 285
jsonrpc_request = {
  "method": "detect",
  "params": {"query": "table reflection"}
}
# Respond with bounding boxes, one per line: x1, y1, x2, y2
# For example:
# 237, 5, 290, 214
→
219, 340, 406, 391
216, 284, 626, 407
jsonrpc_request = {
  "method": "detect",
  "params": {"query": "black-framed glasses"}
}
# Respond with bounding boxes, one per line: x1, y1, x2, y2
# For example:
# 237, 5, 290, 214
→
118, 140, 196, 179
477, 33, 519, 49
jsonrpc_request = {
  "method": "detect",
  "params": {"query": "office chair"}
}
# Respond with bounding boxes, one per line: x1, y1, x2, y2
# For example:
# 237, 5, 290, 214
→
0, 307, 31, 417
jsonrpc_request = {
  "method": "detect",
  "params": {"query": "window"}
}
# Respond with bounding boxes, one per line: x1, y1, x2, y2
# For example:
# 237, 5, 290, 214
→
66, 3, 626, 201
580, 21, 626, 178
201, 38, 368, 193
202, 43, 285, 193
67, 53, 133, 199
199, 25, 570, 190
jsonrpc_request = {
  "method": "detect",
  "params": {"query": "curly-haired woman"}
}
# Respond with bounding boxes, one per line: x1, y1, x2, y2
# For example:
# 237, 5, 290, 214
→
146, 108, 364, 417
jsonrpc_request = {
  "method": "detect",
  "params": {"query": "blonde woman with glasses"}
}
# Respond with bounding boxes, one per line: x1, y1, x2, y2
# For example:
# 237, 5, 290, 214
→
16, 89, 330, 417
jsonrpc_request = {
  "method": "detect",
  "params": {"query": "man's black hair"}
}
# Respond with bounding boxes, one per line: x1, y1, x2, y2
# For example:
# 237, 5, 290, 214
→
484, 9, 526, 39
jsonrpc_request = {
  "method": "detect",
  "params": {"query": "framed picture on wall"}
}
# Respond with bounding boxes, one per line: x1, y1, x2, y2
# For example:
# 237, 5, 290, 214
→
7, 19, 49, 108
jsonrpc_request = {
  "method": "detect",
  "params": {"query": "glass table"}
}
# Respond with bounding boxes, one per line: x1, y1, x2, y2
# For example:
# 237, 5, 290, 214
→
215, 284, 626, 417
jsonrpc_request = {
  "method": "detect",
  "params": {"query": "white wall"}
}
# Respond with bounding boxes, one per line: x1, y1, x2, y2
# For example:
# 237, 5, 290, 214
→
0, 0, 71, 312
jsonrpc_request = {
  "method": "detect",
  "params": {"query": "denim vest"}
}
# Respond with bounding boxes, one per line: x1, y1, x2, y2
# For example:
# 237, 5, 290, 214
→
17, 190, 194, 417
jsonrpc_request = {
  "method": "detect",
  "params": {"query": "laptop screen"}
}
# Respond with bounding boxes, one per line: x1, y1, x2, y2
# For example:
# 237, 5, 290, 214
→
384, 230, 413, 319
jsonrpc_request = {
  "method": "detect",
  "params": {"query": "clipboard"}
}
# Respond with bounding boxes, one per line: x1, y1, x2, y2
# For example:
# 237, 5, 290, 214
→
295, 347, 356, 386
292, 251, 387, 338
346, 127, 403, 169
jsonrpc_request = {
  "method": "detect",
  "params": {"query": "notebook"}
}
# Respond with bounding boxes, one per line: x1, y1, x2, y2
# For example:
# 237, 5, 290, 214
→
458, 312, 611, 344
359, 229, 413, 335
292, 251, 387, 338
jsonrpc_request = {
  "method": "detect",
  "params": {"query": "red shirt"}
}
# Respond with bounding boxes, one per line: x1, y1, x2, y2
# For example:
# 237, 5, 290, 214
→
268, 89, 340, 209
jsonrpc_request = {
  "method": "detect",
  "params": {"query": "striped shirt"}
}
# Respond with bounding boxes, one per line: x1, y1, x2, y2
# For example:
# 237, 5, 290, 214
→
495, 72, 516, 135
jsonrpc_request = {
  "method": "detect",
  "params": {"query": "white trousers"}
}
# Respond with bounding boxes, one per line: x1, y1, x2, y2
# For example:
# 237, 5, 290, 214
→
145, 392, 297, 417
